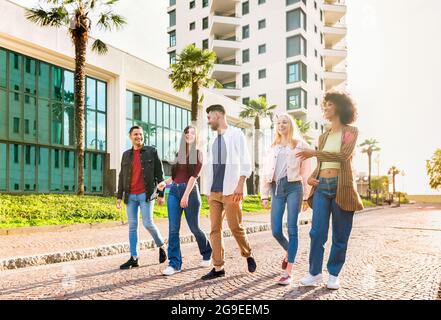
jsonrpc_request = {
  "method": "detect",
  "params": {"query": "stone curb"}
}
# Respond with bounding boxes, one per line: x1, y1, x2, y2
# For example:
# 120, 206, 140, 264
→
0, 206, 384, 271
0, 219, 311, 271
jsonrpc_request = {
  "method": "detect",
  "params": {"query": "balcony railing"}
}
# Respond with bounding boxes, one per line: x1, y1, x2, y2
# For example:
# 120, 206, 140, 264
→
214, 35, 237, 41
216, 59, 238, 65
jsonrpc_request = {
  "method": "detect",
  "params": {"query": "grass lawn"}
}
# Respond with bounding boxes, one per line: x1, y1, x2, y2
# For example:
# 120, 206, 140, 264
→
0, 194, 269, 229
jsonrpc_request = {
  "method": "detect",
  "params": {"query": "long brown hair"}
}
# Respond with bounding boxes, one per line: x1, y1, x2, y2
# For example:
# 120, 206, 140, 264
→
171, 126, 200, 178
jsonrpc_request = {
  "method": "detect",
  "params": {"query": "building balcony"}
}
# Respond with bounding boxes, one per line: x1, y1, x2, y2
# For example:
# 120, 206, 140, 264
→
324, 69, 347, 89
210, 14, 241, 37
322, 3, 346, 26
323, 48, 347, 69
287, 106, 307, 117
212, 63, 241, 83
215, 87, 241, 98
166, 4, 176, 13
323, 25, 347, 48
212, 37, 240, 60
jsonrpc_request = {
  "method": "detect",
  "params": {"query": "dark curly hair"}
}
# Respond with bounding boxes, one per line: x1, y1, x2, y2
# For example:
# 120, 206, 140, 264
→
323, 91, 358, 125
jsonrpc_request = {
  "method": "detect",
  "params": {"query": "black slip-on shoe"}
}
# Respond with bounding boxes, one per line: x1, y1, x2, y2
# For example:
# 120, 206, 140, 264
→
247, 256, 257, 273
159, 247, 167, 264
120, 257, 139, 270
201, 268, 225, 280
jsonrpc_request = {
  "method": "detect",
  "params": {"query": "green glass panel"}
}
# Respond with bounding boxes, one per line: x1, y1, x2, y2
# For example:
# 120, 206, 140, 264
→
0, 49, 7, 88
9, 144, 22, 191
176, 107, 182, 131
163, 103, 170, 128
156, 128, 163, 159
0, 144, 6, 191
51, 102, 63, 145
97, 112, 106, 151
50, 148, 62, 191
148, 98, 156, 124
163, 128, 170, 161
51, 67, 62, 101
24, 95, 37, 142
63, 70, 74, 105
24, 57, 37, 96
91, 154, 103, 193
125, 119, 133, 149
63, 105, 75, 146
0, 90, 7, 139
9, 52, 22, 92
9, 93, 22, 141
86, 110, 97, 150
97, 81, 106, 112
37, 147, 49, 192
63, 150, 76, 192
37, 62, 50, 99
133, 94, 141, 120
38, 99, 50, 144
24, 145, 36, 191
156, 101, 163, 127
141, 96, 149, 123
170, 105, 176, 129
86, 78, 96, 110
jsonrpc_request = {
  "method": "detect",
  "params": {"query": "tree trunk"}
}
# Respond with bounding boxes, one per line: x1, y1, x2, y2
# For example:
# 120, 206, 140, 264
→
191, 82, 199, 123
74, 35, 87, 195
368, 151, 372, 199
392, 174, 396, 195
254, 116, 261, 194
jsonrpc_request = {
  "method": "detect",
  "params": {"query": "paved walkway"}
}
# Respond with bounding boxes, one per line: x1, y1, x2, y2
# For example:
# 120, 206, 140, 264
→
0, 204, 440, 300
0, 210, 311, 260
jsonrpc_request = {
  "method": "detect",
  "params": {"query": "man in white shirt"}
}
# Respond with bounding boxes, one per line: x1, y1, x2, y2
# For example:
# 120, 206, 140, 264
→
201, 104, 257, 280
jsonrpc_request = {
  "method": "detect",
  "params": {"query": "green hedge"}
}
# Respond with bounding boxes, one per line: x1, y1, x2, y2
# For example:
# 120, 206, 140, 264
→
0, 194, 268, 229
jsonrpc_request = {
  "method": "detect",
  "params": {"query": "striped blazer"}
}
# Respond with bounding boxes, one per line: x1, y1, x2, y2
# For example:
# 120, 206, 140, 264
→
307, 125, 364, 212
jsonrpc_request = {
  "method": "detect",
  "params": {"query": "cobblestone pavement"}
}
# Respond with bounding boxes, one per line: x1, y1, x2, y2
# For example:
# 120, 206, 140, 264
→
1, 211, 306, 260
0, 204, 440, 300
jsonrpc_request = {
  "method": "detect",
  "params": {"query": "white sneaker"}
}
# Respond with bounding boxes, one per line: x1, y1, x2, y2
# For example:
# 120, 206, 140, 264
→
300, 273, 323, 286
200, 259, 212, 268
327, 275, 340, 290
162, 266, 181, 276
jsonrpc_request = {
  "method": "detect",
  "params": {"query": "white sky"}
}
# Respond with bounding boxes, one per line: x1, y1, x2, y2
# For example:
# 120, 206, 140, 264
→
10, 0, 441, 195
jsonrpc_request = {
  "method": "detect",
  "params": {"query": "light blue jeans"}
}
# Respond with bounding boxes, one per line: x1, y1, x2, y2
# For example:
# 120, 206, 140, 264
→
309, 177, 354, 277
127, 193, 165, 257
271, 177, 303, 264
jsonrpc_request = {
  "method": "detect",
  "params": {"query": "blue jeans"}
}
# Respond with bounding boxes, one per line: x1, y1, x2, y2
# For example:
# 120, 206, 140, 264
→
309, 177, 354, 277
167, 182, 212, 270
127, 193, 165, 257
271, 177, 303, 264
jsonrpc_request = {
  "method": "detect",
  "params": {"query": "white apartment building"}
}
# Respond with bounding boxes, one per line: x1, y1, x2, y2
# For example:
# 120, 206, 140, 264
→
167, 0, 348, 146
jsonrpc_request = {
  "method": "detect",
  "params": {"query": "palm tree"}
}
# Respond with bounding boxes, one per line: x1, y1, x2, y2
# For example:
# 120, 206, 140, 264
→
388, 166, 400, 195
169, 45, 221, 126
26, 0, 126, 195
295, 118, 312, 144
239, 96, 277, 194
359, 139, 381, 198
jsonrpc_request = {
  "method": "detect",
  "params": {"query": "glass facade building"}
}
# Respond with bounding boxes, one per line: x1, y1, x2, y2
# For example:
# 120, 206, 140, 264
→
0, 47, 107, 193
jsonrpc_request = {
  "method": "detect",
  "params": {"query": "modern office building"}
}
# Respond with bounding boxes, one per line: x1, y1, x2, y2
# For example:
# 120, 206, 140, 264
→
0, 0, 251, 195
167, 0, 348, 145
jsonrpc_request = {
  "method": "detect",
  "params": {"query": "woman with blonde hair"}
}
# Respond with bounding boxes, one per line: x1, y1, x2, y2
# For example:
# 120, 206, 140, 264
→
261, 113, 313, 285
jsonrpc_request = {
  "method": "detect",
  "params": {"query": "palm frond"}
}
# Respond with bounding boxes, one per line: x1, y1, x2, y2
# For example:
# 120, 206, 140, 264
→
25, 6, 69, 27
91, 39, 108, 54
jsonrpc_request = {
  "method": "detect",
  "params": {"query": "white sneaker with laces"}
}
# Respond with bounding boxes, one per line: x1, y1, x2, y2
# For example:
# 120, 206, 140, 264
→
162, 266, 181, 276
300, 273, 323, 286
327, 275, 340, 290
200, 259, 212, 268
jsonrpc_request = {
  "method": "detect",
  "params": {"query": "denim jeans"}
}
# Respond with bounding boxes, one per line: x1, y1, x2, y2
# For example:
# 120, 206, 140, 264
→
309, 177, 354, 277
127, 193, 165, 257
167, 182, 212, 270
271, 177, 303, 264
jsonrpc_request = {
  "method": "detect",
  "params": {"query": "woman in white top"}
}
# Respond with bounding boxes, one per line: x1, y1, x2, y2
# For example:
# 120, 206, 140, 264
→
261, 113, 313, 286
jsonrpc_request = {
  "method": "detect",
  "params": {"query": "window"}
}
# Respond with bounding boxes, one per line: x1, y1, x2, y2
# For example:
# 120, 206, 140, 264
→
169, 31, 176, 47
287, 8, 306, 32
258, 44, 266, 54
189, 22, 196, 30
169, 0, 176, 6
202, 39, 209, 50
169, 10, 176, 27
242, 49, 250, 63
258, 69, 267, 79
258, 0, 266, 4
258, 19, 266, 29
202, 17, 209, 29
314, 1, 317, 9
287, 35, 307, 57
169, 51, 176, 65
242, 97, 250, 106
242, 73, 250, 87
287, 88, 307, 110
189, 0, 195, 9
315, 49, 318, 57
203, 0, 209, 8
242, 1, 249, 15
314, 25, 318, 33
242, 25, 250, 39
0, 49, 6, 89
315, 97, 319, 105
286, 0, 306, 5
315, 73, 318, 81
315, 121, 318, 130
287, 61, 307, 83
